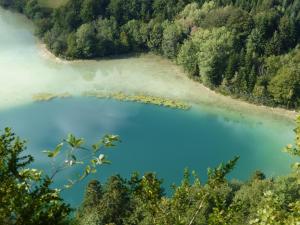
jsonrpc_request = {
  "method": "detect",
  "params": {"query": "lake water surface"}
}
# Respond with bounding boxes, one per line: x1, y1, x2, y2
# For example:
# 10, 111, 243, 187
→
0, 7, 296, 207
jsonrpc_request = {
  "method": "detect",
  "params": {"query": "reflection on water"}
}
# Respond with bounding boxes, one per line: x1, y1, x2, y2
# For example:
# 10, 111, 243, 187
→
0, 98, 294, 206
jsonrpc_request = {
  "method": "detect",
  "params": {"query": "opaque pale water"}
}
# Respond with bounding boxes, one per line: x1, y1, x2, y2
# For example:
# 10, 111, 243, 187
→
0, 7, 296, 207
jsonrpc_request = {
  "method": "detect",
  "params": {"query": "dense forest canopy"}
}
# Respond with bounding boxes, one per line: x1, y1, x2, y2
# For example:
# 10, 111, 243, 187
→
1, 0, 300, 109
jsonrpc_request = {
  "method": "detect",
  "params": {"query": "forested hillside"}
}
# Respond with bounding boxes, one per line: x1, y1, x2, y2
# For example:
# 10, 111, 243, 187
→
1, 0, 300, 108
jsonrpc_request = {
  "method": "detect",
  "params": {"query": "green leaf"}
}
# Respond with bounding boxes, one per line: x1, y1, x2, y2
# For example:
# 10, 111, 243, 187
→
92, 142, 102, 151
85, 165, 91, 174
66, 134, 85, 148
102, 159, 111, 165
102, 134, 120, 147
43, 143, 63, 158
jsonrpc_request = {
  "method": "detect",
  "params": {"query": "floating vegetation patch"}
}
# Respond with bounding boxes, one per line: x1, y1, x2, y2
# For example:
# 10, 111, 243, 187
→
83, 91, 191, 110
32, 92, 71, 101
32, 91, 191, 110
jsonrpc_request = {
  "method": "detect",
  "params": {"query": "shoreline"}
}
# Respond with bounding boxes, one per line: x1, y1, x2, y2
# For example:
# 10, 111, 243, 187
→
38, 43, 66, 63
38, 42, 146, 64
37, 41, 298, 123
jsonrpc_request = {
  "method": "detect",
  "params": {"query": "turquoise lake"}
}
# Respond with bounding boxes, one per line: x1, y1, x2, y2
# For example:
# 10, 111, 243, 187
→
0, 7, 296, 207
0, 98, 295, 206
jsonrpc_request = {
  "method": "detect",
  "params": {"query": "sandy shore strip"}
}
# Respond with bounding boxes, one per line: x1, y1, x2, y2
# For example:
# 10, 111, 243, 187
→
38, 43, 66, 63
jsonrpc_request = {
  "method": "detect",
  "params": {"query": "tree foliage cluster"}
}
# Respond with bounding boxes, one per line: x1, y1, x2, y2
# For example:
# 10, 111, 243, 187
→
0, 128, 71, 225
0, 127, 119, 225
76, 161, 300, 225
1, 0, 300, 108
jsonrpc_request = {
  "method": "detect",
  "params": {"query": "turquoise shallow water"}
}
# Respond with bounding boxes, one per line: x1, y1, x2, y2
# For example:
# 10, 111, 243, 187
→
0, 98, 294, 206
